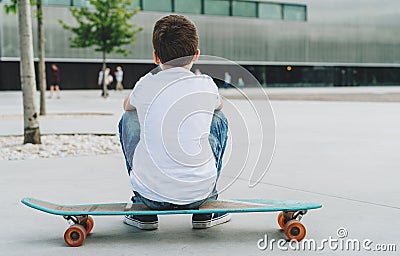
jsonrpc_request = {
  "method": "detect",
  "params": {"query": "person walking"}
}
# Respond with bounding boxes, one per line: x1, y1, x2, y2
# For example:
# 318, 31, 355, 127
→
238, 77, 245, 87
115, 66, 124, 90
49, 64, 61, 99
223, 72, 231, 89
98, 67, 112, 97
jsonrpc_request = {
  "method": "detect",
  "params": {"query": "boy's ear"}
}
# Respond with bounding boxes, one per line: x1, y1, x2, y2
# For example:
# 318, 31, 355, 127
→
192, 49, 201, 63
153, 50, 161, 65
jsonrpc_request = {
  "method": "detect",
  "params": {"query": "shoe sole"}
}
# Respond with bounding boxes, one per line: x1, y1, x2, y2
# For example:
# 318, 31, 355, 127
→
192, 214, 232, 229
123, 216, 158, 230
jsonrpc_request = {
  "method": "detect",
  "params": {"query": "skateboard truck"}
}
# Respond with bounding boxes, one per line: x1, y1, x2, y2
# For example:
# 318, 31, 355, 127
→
64, 215, 89, 230
63, 215, 94, 232
293, 210, 307, 221
282, 210, 307, 223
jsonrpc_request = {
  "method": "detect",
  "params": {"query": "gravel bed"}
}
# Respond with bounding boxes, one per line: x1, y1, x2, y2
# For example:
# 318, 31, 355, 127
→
0, 134, 122, 160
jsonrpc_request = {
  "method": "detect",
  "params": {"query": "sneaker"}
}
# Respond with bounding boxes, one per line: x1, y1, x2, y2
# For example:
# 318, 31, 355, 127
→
123, 215, 158, 230
192, 212, 231, 229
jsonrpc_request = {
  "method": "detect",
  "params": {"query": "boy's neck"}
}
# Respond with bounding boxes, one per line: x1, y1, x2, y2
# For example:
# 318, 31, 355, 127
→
160, 63, 193, 71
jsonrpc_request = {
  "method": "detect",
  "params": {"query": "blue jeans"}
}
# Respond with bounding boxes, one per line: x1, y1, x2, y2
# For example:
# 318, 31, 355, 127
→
118, 110, 228, 210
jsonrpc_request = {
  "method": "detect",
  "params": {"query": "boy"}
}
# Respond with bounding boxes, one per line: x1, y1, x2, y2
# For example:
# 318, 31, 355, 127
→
119, 15, 230, 230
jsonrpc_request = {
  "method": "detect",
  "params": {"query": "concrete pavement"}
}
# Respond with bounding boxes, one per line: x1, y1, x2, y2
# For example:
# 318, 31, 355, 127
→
0, 88, 399, 255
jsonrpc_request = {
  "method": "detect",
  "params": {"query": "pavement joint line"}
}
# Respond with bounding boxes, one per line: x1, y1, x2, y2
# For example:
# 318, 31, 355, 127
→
227, 175, 400, 210
0, 133, 118, 137
0, 112, 114, 118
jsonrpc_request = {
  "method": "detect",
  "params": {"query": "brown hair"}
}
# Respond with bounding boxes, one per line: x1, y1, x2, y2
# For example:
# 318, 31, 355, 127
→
152, 15, 199, 66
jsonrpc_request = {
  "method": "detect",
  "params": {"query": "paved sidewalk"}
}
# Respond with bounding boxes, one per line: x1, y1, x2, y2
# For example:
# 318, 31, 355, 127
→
220, 86, 400, 102
0, 88, 399, 255
2, 86, 400, 135
0, 90, 127, 135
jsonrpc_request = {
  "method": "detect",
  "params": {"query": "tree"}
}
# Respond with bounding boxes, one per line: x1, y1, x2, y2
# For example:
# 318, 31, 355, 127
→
3, 0, 47, 116
18, 0, 41, 144
59, 0, 143, 98
37, 0, 47, 115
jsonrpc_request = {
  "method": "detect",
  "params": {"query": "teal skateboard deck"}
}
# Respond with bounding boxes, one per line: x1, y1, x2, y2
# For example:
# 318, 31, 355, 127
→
21, 197, 322, 247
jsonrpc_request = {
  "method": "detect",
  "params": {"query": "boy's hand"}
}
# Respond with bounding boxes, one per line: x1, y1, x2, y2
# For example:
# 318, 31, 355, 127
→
123, 95, 136, 111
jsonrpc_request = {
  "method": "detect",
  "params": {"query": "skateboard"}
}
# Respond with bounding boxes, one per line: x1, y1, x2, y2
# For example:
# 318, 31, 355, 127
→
21, 197, 322, 247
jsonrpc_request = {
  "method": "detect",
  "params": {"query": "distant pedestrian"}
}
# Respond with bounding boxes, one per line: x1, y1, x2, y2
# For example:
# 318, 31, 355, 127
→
238, 77, 245, 87
194, 68, 202, 75
115, 66, 124, 90
98, 67, 113, 97
223, 72, 231, 89
49, 64, 61, 99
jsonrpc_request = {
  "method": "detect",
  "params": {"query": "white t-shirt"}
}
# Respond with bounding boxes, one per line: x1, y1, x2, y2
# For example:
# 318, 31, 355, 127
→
129, 67, 221, 204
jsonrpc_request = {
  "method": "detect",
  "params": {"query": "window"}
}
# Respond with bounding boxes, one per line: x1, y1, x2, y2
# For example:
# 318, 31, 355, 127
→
232, 1, 257, 18
128, 0, 141, 10
204, 0, 230, 16
174, 0, 202, 14
283, 4, 306, 21
43, 0, 71, 6
143, 0, 172, 12
259, 3, 282, 20
72, 0, 92, 7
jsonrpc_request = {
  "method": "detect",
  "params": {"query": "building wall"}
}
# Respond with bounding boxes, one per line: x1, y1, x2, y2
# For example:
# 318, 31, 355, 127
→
1, 3, 400, 90
2, 4, 400, 63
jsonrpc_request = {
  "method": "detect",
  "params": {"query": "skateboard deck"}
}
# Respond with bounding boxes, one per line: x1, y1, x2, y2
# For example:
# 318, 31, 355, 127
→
21, 197, 322, 247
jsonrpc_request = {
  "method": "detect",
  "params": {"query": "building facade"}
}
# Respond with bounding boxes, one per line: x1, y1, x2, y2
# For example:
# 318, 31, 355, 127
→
0, 0, 399, 90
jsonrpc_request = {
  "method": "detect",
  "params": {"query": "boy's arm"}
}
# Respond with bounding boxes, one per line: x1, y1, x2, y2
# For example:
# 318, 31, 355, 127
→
215, 86, 223, 110
215, 100, 223, 111
123, 95, 136, 111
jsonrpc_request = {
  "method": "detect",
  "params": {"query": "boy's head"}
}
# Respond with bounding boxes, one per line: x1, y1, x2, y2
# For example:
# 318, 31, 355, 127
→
152, 15, 199, 67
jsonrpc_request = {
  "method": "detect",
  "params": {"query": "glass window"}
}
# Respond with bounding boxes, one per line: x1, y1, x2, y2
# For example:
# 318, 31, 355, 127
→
127, 0, 141, 10
175, 0, 202, 14
204, 0, 230, 16
72, 0, 92, 7
143, 0, 172, 12
283, 4, 306, 21
43, 0, 71, 6
259, 3, 282, 20
232, 1, 256, 18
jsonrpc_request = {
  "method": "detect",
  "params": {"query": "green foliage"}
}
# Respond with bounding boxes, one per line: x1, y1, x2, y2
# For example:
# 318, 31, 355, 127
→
59, 0, 143, 56
3, 0, 17, 14
2, 0, 36, 14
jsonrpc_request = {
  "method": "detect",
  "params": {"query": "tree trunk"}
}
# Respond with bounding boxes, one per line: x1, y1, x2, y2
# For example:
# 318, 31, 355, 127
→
102, 51, 108, 98
37, 0, 47, 116
18, 0, 41, 144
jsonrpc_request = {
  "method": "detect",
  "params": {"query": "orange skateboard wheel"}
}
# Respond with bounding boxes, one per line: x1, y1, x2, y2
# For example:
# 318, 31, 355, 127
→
284, 220, 306, 241
277, 212, 285, 230
64, 224, 86, 247
278, 211, 294, 230
77, 216, 94, 235
85, 216, 94, 235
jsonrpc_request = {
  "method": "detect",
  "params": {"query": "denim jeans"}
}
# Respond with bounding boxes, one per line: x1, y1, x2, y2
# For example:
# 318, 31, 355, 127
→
118, 110, 228, 210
